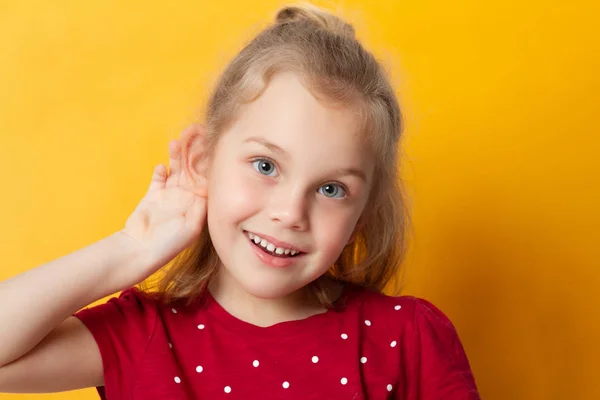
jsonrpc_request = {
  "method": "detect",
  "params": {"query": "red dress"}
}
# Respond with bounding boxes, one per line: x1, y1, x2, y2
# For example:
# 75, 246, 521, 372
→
74, 283, 480, 399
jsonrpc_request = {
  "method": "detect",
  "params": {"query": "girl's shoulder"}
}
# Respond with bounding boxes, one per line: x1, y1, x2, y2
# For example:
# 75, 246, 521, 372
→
341, 283, 462, 340
74, 286, 160, 343
342, 284, 479, 397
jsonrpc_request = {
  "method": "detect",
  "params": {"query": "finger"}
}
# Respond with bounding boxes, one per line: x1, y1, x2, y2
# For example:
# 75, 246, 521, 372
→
147, 164, 168, 192
165, 139, 181, 189
185, 197, 207, 235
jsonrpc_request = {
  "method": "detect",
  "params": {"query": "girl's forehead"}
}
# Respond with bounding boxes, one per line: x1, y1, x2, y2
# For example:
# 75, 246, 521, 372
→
212, 72, 375, 181
231, 73, 367, 150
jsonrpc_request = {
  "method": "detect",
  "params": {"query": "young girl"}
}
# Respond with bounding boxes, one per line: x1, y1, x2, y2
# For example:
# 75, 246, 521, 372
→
0, 3, 480, 399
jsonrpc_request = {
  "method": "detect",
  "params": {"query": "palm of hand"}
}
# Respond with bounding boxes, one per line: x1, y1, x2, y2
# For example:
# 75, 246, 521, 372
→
122, 124, 209, 270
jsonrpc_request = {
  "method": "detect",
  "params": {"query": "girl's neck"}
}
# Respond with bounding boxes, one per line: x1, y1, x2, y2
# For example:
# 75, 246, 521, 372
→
207, 270, 342, 328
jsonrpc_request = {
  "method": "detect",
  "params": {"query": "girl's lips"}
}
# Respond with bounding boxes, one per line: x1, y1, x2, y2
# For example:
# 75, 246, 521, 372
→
246, 233, 305, 268
243, 230, 306, 253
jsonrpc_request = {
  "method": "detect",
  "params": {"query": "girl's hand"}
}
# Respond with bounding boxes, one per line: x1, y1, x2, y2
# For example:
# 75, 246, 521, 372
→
120, 124, 209, 282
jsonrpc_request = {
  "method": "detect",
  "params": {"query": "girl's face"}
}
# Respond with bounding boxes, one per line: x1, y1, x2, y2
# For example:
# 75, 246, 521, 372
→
206, 72, 374, 300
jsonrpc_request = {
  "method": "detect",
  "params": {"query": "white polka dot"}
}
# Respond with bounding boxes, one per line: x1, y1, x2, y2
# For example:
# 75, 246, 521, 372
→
224, 386, 231, 393
394, 305, 402, 310
365, 320, 371, 326
197, 324, 205, 330
196, 365, 203, 373
341, 333, 348, 339
171, 308, 177, 314
168, 342, 172, 348
174, 376, 181, 383
387, 383, 393, 392
312, 356, 319, 363
360, 357, 367, 364
282, 381, 290, 389
253, 360, 259, 367
390, 340, 397, 347
341, 377, 348, 385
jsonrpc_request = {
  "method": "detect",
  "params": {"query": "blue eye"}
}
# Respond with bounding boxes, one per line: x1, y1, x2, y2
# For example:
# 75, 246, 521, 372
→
251, 158, 347, 199
318, 183, 346, 198
251, 158, 277, 176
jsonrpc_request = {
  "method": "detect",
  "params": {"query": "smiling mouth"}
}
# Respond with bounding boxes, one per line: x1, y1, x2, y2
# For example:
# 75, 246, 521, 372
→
245, 233, 305, 259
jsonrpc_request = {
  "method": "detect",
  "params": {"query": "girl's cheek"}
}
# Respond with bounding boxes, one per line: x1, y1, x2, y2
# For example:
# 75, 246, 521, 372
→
313, 206, 360, 243
223, 168, 267, 210
239, 176, 266, 204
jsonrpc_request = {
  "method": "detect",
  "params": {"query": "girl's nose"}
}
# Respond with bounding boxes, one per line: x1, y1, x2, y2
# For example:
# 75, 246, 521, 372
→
267, 185, 309, 231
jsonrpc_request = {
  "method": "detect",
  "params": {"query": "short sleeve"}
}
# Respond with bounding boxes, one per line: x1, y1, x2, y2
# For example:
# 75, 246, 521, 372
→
73, 287, 158, 399
401, 298, 480, 400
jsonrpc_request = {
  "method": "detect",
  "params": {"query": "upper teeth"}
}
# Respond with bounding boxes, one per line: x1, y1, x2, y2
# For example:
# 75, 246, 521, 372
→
246, 232, 298, 256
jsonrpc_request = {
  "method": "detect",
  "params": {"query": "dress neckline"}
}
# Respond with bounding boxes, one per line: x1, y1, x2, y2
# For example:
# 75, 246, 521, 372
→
198, 283, 357, 338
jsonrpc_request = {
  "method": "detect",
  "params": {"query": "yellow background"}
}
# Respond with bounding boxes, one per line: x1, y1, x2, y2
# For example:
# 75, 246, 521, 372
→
1, 0, 598, 399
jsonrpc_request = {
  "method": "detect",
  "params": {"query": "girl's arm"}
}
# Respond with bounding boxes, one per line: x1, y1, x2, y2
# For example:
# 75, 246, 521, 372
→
0, 231, 146, 370
0, 233, 152, 393
0, 126, 207, 393
1, 316, 104, 392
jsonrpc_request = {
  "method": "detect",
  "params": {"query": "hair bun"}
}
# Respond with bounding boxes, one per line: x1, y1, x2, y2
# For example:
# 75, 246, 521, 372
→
275, 3, 355, 39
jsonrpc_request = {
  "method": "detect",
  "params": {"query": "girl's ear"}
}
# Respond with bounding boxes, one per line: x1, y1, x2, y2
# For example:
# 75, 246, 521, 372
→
181, 123, 211, 184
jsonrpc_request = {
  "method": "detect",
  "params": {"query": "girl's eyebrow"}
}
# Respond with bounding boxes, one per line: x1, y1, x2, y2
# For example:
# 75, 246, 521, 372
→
243, 136, 367, 182
244, 136, 288, 157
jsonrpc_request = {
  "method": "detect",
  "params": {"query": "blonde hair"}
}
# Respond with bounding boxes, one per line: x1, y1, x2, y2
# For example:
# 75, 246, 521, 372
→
138, 2, 412, 307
